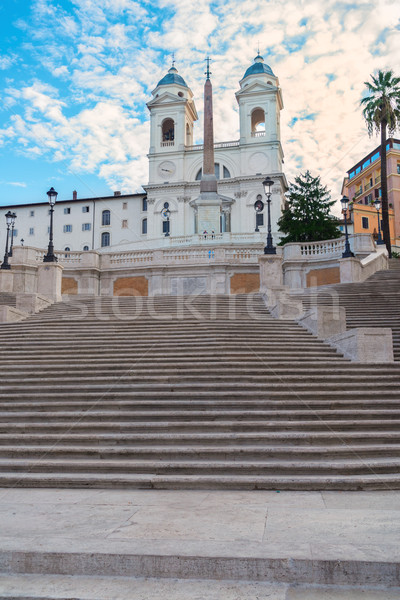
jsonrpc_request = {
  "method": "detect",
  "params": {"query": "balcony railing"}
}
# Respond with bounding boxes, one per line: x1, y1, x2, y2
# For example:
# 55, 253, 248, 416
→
185, 140, 239, 151
375, 175, 381, 184
251, 131, 266, 137
161, 141, 174, 147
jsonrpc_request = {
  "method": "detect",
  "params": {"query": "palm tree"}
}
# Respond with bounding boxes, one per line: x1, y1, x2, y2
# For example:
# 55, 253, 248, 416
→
360, 70, 400, 258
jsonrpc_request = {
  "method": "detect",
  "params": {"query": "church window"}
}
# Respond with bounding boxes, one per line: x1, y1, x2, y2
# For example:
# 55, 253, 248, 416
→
256, 213, 264, 227
102, 210, 110, 226
142, 218, 147, 234
196, 163, 231, 180
162, 119, 174, 143
142, 197, 147, 212
251, 108, 265, 136
101, 232, 110, 247
83, 245, 89, 251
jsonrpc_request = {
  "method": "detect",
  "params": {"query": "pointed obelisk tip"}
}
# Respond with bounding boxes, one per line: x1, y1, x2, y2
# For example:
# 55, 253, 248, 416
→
205, 56, 211, 80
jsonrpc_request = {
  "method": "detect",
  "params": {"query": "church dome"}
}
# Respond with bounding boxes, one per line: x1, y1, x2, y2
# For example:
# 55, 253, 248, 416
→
242, 54, 274, 79
157, 65, 188, 88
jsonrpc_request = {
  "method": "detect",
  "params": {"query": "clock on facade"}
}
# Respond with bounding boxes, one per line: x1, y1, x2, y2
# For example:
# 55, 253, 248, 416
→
158, 161, 176, 177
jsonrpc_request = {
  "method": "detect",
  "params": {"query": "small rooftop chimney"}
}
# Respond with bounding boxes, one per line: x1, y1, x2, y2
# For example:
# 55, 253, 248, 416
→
114, 191, 121, 196
72, 190, 77, 200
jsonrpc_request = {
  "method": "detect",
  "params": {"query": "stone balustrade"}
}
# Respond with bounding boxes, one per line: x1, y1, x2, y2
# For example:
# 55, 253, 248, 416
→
282, 234, 375, 261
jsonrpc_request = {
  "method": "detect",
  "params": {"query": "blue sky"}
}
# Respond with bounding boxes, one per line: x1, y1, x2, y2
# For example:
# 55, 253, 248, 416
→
0, 0, 399, 212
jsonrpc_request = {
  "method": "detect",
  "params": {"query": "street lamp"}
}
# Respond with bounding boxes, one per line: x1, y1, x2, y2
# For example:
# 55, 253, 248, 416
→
162, 203, 171, 237
1, 211, 13, 270
43, 187, 58, 262
340, 195, 354, 258
374, 198, 385, 245
8, 212, 16, 257
262, 176, 276, 254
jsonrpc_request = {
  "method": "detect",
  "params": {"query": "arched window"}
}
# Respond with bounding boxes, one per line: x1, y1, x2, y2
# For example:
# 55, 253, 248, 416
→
142, 218, 147, 234
142, 196, 147, 212
196, 163, 231, 180
83, 245, 89, 251
64, 247, 70, 252
102, 209, 110, 226
251, 108, 265, 135
101, 232, 110, 247
162, 118, 174, 143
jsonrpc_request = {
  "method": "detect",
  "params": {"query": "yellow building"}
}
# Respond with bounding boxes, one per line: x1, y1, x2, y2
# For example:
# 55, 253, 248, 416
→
343, 138, 400, 246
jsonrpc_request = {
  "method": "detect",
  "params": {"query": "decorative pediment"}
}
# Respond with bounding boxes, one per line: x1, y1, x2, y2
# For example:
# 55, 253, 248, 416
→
236, 81, 277, 98
147, 92, 186, 108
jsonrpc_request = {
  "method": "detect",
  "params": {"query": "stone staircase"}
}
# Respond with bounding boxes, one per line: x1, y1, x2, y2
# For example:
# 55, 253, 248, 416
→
0, 292, 399, 490
301, 259, 400, 361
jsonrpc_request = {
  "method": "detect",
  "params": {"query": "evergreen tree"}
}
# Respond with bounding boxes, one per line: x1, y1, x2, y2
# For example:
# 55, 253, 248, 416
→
278, 170, 341, 245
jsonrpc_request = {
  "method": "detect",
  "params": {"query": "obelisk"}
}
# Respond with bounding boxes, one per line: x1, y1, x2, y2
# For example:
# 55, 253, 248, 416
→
195, 57, 222, 235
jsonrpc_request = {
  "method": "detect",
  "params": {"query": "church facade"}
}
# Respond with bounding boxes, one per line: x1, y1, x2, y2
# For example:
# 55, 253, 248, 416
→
144, 54, 287, 245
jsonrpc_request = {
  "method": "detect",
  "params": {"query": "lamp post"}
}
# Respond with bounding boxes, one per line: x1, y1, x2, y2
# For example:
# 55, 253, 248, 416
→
43, 187, 58, 262
340, 195, 354, 258
374, 198, 385, 245
262, 176, 276, 254
8, 212, 16, 257
1, 211, 13, 270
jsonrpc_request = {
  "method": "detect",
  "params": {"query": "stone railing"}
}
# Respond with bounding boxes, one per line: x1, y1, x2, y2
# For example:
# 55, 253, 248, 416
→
185, 140, 239, 152
251, 131, 266, 137
282, 234, 375, 261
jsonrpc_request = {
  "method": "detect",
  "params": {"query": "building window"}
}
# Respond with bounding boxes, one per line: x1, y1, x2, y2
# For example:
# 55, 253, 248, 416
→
256, 213, 264, 228
12, 229, 18, 237
223, 166, 231, 178
29, 227, 34, 235
64, 247, 70, 252
122, 219, 128, 228
195, 163, 230, 180
83, 245, 89, 251
362, 217, 369, 229
397, 163, 400, 174
162, 220, 170, 235
101, 231, 110, 247
251, 107, 266, 134
142, 218, 147, 234
30, 210, 34, 217
142, 197, 147, 212
82, 206, 89, 213
64, 207, 71, 214
82, 223, 91, 231
161, 118, 174, 142
122, 202, 128, 210
63, 224, 72, 233
102, 210, 110, 226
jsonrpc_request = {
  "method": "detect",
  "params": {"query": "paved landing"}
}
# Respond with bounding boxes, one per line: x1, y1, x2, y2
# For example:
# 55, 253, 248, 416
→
0, 488, 399, 597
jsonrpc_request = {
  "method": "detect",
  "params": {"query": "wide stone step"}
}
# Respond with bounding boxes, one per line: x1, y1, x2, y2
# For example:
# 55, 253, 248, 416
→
0, 470, 399, 489
0, 419, 399, 433
1, 457, 399, 476
0, 430, 399, 446
1, 443, 399, 460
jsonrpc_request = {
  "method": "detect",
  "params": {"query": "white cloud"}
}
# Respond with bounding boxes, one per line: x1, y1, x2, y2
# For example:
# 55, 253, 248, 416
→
2, 0, 400, 206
